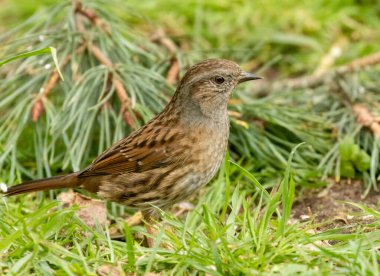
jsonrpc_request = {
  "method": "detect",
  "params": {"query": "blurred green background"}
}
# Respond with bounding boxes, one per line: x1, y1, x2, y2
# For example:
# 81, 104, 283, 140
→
2, 0, 380, 75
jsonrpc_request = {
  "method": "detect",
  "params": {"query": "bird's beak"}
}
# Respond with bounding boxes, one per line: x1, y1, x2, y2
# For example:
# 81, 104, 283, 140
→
238, 72, 263, 84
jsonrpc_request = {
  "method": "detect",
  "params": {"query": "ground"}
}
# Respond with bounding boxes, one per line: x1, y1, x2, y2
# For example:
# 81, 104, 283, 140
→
292, 179, 380, 232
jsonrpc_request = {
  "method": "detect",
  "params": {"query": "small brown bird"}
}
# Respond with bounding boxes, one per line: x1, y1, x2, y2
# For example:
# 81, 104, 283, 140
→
2, 59, 261, 212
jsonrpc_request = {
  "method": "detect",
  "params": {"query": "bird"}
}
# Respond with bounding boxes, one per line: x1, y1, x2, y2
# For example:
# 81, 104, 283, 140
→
2, 59, 261, 213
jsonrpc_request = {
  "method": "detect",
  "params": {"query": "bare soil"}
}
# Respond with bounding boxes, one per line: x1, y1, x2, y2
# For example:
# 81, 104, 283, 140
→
292, 179, 380, 231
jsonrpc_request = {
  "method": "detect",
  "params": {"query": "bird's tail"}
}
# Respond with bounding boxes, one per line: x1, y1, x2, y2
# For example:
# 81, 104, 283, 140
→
2, 173, 80, 196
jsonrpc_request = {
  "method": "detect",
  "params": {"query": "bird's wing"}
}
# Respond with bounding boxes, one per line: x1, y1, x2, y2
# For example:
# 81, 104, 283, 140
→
78, 125, 186, 177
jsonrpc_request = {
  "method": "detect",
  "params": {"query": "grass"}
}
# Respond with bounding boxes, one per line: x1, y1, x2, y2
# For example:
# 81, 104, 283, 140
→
1, 156, 379, 274
0, 0, 380, 274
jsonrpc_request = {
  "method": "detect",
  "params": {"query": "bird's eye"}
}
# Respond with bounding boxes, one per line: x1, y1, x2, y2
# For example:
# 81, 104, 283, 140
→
214, 76, 225, 84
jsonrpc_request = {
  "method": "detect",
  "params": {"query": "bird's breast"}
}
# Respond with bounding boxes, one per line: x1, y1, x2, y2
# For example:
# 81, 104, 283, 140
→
187, 122, 230, 184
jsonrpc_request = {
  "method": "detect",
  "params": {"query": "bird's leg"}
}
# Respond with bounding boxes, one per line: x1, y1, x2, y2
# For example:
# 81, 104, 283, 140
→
142, 210, 160, 248
119, 210, 158, 247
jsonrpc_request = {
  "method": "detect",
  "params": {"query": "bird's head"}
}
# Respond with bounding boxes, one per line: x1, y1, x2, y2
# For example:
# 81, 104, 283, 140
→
170, 59, 262, 123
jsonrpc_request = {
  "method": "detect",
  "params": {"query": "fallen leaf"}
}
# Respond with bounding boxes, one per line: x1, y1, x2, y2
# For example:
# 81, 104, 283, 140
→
96, 264, 124, 276
58, 191, 108, 227
174, 201, 194, 217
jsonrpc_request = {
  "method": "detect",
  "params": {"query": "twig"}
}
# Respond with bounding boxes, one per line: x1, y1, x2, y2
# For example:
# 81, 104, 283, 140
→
313, 40, 345, 77
352, 104, 380, 139
255, 51, 380, 94
32, 44, 86, 122
86, 43, 113, 67
151, 29, 180, 85
74, 1, 110, 33
74, 3, 134, 127
86, 42, 133, 127
328, 77, 380, 139
151, 29, 177, 54
166, 57, 179, 85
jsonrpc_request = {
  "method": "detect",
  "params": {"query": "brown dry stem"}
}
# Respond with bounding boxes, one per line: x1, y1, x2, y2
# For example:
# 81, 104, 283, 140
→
74, 2, 134, 127
151, 29, 177, 54
32, 44, 86, 122
352, 104, 380, 139
166, 57, 180, 85
151, 29, 180, 85
74, 2, 110, 33
255, 51, 380, 94
32, 1, 133, 125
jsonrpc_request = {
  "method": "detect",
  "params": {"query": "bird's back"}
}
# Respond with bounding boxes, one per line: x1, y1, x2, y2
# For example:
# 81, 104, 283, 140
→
78, 112, 229, 210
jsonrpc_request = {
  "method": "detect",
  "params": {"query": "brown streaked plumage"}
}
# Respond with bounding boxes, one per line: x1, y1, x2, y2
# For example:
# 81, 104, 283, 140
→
2, 59, 261, 211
